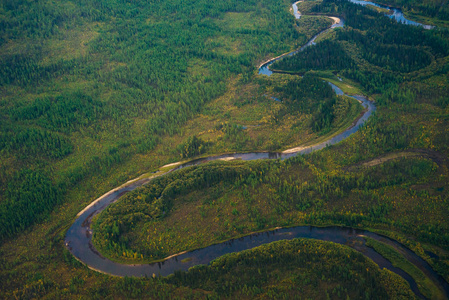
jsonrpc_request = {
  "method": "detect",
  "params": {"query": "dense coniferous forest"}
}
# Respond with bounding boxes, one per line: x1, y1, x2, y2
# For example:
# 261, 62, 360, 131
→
1, 0, 449, 298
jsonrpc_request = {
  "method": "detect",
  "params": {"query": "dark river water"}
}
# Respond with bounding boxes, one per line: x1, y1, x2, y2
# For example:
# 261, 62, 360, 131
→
65, 2, 446, 299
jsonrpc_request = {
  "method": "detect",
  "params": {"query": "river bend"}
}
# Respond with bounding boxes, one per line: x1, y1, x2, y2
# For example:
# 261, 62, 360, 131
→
65, 2, 446, 299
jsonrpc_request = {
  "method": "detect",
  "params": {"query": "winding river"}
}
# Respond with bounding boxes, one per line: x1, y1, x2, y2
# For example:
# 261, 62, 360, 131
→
65, 2, 447, 299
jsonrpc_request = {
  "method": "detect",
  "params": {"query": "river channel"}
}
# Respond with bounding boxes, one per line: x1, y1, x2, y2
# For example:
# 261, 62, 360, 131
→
65, 2, 446, 299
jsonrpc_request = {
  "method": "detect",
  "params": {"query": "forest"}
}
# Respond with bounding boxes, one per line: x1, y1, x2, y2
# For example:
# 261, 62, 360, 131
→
0, 0, 303, 241
1, 0, 449, 298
